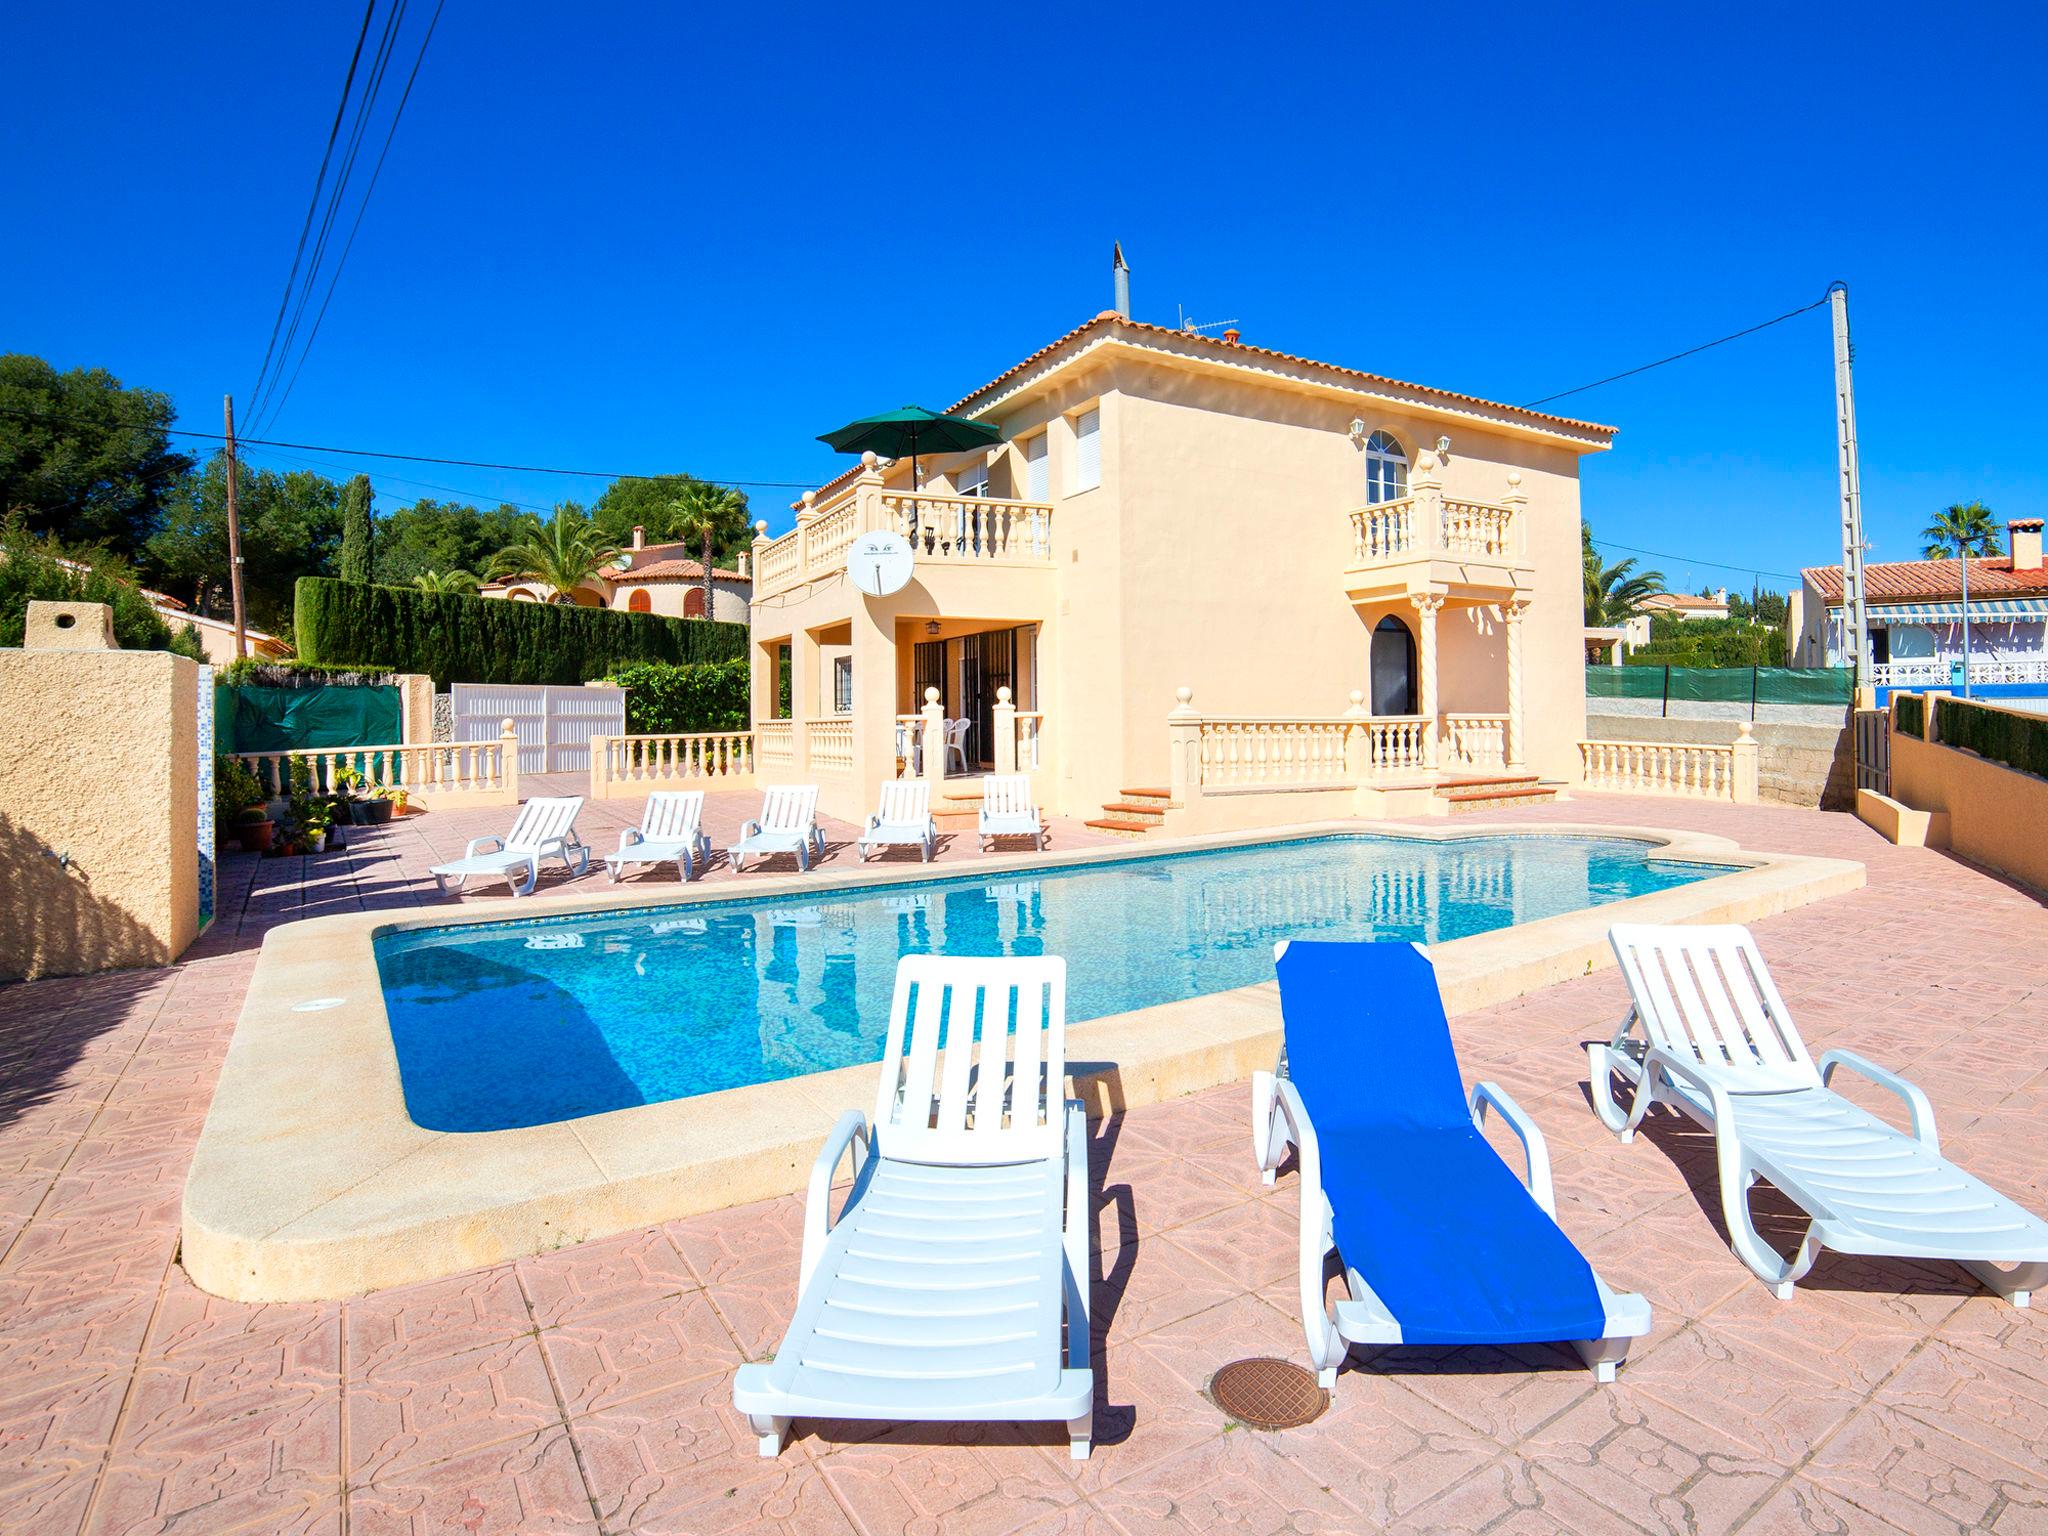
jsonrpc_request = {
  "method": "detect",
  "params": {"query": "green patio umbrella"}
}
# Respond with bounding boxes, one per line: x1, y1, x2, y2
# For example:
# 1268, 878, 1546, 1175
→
817, 405, 1002, 491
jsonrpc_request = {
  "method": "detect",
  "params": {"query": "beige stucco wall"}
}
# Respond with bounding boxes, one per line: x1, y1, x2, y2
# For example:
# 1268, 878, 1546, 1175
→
1890, 725, 2048, 893
607, 576, 750, 624
0, 621, 199, 979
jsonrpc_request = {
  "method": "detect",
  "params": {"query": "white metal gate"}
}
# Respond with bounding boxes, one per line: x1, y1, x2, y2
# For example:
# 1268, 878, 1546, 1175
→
451, 684, 626, 775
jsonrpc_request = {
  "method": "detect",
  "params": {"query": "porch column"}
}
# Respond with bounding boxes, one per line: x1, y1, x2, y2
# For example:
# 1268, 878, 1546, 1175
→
791, 627, 819, 776
849, 598, 896, 811
1505, 600, 1529, 770
1410, 594, 1443, 770
921, 687, 948, 796
992, 686, 1018, 773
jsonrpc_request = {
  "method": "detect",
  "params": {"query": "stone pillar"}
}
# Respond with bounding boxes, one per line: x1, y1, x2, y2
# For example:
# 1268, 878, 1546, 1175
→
1342, 689, 1370, 783
499, 719, 522, 804
921, 686, 948, 793
1166, 686, 1201, 802
1501, 470, 1527, 558
791, 628, 819, 776
793, 492, 818, 577
1410, 595, 1444, 769
855, 450, 887, 535
992, 685, 1018, 773
1732, 721, 1760, 805
1505, 600, 1529, 770
848, 598, 896, 817
396, 673, 434, 744
1411, 450, 1445, 557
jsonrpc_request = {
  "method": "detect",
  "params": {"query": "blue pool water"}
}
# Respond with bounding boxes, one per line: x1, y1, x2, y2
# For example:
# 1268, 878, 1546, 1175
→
373, 834, 1733, 1132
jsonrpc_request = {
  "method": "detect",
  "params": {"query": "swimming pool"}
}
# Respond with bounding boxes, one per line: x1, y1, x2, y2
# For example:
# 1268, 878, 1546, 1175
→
373, 832, 1733, 1133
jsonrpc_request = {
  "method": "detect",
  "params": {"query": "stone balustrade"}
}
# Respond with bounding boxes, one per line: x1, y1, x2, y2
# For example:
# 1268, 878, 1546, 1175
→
1579, 726, 1759, 802
1365, 715, 1432, 776
756, 719, 795, 765
1165, 689, 1444, 802
1197, 719, 1354, 789
588, 731, 755, 800
236, 723, 520, 809
805, 718, 855, 774
1345, 466, 1524, 578
1443, 713, 1509, 770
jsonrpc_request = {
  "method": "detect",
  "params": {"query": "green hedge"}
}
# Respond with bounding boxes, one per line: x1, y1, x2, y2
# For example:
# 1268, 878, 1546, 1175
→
294, 577, 746, 688
219, 658, 396, 687
1893, 694, 1926, 739
1933, 697, 2048, 780
609, 659, 749, 734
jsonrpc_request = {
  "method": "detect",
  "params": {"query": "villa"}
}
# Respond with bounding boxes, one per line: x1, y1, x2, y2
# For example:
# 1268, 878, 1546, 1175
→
482, 525, 753, 620
1789, 516, 2048, 697
1638, 587, 1729, 622
749, 307, 1613, 829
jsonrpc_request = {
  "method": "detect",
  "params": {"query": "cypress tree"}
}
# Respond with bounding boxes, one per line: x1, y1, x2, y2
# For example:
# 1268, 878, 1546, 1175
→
338, 475, 374, 584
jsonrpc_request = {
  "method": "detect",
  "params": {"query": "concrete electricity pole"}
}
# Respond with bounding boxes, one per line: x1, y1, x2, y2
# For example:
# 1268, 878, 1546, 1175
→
224, 394, 248, 660
1829, 283, 1870, 696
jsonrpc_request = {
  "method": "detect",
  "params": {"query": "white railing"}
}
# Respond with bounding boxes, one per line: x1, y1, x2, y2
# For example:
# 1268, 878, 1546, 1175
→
1873, 657, 2048, 688
589, 731, 754, 799
1443, 712, 1509, 770
1016, 711, 1044, 771
806, 717, 854, 774
757, 718, 795, 765
1579, 739, 1737, 799
236, 731, 518, 808
1197, 719, 1353, 789
880, 491, 1053, 563
1365, 715, 1432, 776
1350, 498, 1417, 561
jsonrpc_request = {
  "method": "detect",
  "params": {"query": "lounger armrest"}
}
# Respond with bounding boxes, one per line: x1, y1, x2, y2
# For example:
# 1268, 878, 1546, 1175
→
616, 828, 644, 852
1641, 1047, 1737, 1133
862, 813, 882, 834
1062, 1100, 1091, 1366
1469, 1080, 1555, 1217
1819, 1049, 1940, 1151
739, 819, 762, 841
799, 1110, 870, 1292
1268, 1078, 1346, 1378
462, 835, 505, 859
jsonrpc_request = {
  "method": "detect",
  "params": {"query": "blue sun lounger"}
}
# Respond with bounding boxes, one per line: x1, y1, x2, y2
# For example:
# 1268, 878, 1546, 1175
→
1253, 940, 1650, 1385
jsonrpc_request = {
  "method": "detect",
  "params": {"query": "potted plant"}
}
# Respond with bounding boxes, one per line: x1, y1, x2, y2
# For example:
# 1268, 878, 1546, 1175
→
377, 785, 409, 817
234, 806, 275, 853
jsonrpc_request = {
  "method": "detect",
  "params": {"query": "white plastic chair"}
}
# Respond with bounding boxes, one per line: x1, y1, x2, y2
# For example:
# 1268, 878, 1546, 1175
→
945, 718, 972, 773
977, 775, 1045, 851
731, 956, 1093, 1458
603, 791, 712, 882
1594, 923, 2048, 1304
429, 796, 590, 897
857, 781, 937, 863
729, 785, 825, 872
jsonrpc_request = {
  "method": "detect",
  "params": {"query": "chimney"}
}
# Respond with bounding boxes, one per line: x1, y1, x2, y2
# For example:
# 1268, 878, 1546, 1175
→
631, 525, 645, 551
2011, 518, 2044, 573
1222, 327, 1241, 346
1715, 586, 1728, 608
1112, 241, 1130, 319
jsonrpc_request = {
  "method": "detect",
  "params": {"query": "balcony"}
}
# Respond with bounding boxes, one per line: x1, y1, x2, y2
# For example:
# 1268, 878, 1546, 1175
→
1343, 472, 1530, 605
1873, 657, 2048, 690
755, 461, 1054, 600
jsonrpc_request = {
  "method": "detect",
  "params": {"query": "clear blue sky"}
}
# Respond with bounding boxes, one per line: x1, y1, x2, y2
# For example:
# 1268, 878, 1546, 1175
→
4, 1, 2043, 593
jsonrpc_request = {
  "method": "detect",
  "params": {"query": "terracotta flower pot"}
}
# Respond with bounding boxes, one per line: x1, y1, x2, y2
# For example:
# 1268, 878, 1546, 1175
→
237, 820, 276, 854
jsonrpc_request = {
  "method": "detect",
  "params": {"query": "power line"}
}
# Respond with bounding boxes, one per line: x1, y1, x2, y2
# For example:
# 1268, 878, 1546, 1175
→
1524, 293, 1832, 408
247, 1, 379, 413
1590, 536, 1798, 583
0, 401, 817, 490
238, 440, 555, 515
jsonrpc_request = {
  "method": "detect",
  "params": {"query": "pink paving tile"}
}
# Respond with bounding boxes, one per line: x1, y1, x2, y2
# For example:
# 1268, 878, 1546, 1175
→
539, 1288, 744, 1418
815, 1423, 1085, 1536
348, 1426, 602, 1536
516, 1226, 703, 1331
347, 1330, 563, 1482
344, 1264, 535, 1376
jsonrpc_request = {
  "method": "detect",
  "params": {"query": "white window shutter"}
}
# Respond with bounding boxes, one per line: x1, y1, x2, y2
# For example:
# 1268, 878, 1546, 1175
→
1025, 435, 1049, 501
1073, 409, 1101, 492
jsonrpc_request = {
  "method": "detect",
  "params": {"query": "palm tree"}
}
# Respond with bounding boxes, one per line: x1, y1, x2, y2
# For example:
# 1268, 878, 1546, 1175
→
1582, 524, 1665, 625
412, 567, 479, 596
1921, 501, 2003, 560
667, 482, 750, 620
487, 504, 609, 603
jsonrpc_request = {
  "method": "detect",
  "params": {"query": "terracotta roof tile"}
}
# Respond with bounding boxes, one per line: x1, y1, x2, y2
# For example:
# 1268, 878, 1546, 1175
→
1803, 556, 2048, 604
1640, 592, 1727, 611
611, 557, 748, 584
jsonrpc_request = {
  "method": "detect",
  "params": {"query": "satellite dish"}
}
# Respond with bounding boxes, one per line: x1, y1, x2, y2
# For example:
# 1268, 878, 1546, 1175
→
847, 531, 914, 597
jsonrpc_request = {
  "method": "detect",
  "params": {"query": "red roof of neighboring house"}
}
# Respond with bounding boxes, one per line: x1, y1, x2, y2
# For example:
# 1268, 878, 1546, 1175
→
1639, 592, 1727, 612
611, 556, 747, 585
1804, 556, 2048, 604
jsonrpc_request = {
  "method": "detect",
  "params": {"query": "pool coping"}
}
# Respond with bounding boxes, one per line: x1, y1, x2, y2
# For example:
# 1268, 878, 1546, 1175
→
181, 819, 1865, 1301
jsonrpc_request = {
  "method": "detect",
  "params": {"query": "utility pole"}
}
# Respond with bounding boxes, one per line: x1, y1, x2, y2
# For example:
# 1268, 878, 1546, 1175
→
1829, 282, 1870, 696
224, 394, 248, 660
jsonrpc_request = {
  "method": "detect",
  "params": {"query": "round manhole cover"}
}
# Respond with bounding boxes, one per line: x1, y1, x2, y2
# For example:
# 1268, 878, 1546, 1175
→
1208, 1356, 1329, 1429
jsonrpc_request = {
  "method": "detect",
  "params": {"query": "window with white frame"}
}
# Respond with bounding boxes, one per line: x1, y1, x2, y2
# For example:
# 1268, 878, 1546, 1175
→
1070, 408, 1101, 494
957, 460, 988, 497
832, 655, 853, 713
1023, 433, 1049, 501
1364, 430, 1408, 504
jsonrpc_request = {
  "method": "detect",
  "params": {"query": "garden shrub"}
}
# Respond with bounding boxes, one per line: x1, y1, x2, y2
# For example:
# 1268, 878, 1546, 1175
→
294, 577, 745, 687
1933, 696, 2048, 780
220, 658, 396, 687
214, 753, 266, 825
0, 520, 184, 653
608, 658, 749, 734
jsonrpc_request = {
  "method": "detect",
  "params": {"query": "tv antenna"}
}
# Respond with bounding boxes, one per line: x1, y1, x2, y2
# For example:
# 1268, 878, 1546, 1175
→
1176, 304, 1241, 335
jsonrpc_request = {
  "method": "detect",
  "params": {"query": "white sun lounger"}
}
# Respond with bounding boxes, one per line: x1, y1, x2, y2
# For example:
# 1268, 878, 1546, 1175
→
732, 955, 1093, 1458
857, 781, 937, 863
603, 791, 712, 882
729, 786, 825, 873
429, 796, 590, 897
1258, 940, 1650, 1386
977, 775, 1046, 851
1594, 923, 2048, 1304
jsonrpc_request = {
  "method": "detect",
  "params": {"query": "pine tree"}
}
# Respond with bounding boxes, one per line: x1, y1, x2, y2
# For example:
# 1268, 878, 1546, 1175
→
338, 475, 375, 584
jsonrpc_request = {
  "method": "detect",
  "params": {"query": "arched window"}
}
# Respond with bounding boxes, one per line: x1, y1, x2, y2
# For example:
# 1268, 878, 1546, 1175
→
626, 588, 651, 614
1365, 430, 1409, 505
683, 586, 707, 619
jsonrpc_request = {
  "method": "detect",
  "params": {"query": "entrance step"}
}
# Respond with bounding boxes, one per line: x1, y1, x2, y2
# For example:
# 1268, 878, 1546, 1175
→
1433, 772, 1562, 814
1083, 817, 1155, 840
1086, 787, 1182, 839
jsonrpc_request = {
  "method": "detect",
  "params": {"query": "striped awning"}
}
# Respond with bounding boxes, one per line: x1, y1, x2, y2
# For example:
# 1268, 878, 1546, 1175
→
1828, 598, 2048, 622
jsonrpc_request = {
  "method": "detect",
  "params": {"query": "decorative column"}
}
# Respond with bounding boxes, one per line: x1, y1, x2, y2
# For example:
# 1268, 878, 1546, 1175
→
1410, 595, 1443, 769
855, 450, 887, 537
1504, 600, 1529, 770
921, 686, 948, 794
793, 491, 818, 575
1166, 686, 1201, 802
992, 685, 1018, 773
1342, 689, 1370, 784
1500, 470, 1527, 559
1732, 721, 1760, 805
1411, 449, 1445, 558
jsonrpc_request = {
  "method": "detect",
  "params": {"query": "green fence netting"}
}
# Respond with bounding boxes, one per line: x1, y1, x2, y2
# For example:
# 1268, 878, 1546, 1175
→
1587, 666, 1853, 709
220, 684, 401, 754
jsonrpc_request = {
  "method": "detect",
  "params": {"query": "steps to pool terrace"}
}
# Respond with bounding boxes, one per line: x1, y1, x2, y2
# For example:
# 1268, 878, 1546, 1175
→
1087, 787, 1177, 839
1433, 772, 1563, 813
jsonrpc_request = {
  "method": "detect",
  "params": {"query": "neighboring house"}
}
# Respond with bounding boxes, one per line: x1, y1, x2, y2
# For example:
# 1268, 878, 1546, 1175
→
1638, 589, 1728, 622
481, 528, 752, 622
1789, 518, 2048, 697
748, 308, 1615, 825
166, 608, 290, 665
1584, 615, 1652, 664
